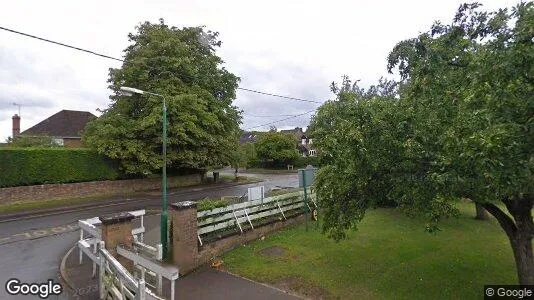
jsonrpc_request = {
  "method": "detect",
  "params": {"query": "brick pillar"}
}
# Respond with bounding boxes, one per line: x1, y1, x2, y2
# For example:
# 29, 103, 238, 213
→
99, 212, 135, 271
171, 201, 198, 274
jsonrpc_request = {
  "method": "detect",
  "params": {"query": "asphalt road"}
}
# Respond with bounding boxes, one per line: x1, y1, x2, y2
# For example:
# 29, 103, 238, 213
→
0, 172, 298, 299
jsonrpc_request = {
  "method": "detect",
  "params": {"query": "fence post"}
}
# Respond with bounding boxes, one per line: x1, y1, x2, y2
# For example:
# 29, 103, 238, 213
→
99, 241, 106, 300
99, 212, 135, 271
171, 201, 198, 274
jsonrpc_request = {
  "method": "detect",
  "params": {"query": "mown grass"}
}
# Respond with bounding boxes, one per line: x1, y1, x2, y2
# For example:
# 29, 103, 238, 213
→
222, 201, 518, 299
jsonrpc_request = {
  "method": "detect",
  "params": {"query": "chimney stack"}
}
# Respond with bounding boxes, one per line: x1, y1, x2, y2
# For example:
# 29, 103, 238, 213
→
12, 114, 20, 137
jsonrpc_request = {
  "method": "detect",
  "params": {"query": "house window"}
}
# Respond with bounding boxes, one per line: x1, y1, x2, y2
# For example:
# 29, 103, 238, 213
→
52, 138, 64, 146
309, 149, 316, 156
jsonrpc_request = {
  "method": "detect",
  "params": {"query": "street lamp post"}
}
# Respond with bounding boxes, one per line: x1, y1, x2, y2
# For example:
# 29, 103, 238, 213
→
120, 86, 169, 258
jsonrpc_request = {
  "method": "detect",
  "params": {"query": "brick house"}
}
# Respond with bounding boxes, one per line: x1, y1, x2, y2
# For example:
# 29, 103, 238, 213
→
12, 110, 96, 148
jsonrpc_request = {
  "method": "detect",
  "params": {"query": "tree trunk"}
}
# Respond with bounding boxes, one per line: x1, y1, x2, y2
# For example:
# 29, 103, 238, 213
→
510, 232, 534, 285
474, 202, 489, 220
482, 195, 533, 285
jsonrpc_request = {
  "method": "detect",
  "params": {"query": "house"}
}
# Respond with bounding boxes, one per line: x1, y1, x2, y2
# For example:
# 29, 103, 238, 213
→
280, 127, 305, 141
12, 110, 96, 148
239, 131, 258, 144
280, 127, 316, 157
298, 134, 316, 157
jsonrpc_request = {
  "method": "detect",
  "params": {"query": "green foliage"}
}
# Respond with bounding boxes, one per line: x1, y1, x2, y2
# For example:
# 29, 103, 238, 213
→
229, 142, 257, 170
295, 156, 320, 168
197, 198, 229, 212
311, 2, 534, 283
222, 202, 517, 299
83, 19, 241, 175
255, 132, 299, 167
7, 135, 61, 148
0, 148, 120, 187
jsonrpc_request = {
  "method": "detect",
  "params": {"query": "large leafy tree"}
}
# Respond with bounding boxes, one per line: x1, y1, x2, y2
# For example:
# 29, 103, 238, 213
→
311, 2, 534, 284
83, 19, 241, 174
229, 142, 257, 176
255, 132, 299, 167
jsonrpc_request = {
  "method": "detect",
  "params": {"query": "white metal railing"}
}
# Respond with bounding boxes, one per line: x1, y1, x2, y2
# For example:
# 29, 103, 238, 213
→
98, 242, 163, 300
118, 245, 179, 300
197, 189, 316, 245
78, 209, 147, 278
77, 210, 176, 299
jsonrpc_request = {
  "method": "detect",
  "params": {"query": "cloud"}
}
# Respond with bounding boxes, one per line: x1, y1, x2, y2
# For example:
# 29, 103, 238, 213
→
0, 0, 519, 140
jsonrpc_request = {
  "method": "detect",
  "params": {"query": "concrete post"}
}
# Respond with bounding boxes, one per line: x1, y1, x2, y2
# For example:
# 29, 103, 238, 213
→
171, 201, 198, 274
99, 212, 135, 271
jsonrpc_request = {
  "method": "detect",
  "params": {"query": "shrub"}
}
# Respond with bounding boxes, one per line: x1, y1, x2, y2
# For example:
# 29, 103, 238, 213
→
197, 198, 230, 212
0, 148, 121, 187
295, 156, 320, 168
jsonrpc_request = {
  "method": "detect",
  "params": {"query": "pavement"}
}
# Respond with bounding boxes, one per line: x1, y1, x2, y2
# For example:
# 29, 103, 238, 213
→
60, 213, 301, 300
0, 171, 300, 300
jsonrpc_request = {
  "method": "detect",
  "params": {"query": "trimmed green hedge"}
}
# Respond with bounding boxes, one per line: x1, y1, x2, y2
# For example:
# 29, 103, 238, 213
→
0, 148, 121, 187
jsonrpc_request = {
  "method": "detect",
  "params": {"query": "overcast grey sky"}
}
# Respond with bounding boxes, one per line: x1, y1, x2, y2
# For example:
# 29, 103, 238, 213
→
0, 0, 516, 141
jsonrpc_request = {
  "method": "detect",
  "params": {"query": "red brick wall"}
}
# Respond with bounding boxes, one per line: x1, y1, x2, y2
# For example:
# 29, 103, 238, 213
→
0, 174, 201, 204
170, 199, 307, 275
63, 138, 85, 148
197, 215, 306, 267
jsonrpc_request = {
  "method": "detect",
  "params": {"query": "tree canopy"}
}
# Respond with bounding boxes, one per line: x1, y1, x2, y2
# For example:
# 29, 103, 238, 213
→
83, 19, 241, 174
310, 2, 534, 284
255, 132, 299, 167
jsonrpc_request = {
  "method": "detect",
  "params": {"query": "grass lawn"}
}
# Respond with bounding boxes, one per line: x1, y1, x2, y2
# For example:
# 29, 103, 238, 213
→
222, 201, 518, 299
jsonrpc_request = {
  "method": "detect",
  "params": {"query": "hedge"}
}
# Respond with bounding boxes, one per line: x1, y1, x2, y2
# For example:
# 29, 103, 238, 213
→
0, 148, 121, 187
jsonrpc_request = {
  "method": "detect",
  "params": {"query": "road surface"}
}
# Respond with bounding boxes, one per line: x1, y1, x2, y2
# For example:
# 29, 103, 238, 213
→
0, 172, 298, 299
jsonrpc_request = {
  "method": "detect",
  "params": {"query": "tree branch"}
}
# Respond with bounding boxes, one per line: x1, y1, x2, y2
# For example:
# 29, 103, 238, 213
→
480, 202, 517, 238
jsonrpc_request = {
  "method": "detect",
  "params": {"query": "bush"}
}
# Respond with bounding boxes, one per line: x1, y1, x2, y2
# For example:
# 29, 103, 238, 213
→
197, 198, 230, 212
0, 148, 122, 187
295, 156, 320, 168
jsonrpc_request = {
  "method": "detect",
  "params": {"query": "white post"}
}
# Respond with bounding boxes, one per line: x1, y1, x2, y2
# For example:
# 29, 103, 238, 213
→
157, 274, 163, 295
140, 215, 144, 243
171, 279, 176, 300
92, 241, 97, 277
138, 279, 146, 300
157, 244, 163, 260
99, 252, 105, 299
79, 229, 84, 264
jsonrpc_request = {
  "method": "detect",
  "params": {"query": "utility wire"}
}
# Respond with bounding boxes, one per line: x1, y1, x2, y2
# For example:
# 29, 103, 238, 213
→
244, 113, 299, 118
0, 26, 123, 62
0, 26, 323, 104
244, 109, 316, 130
237, 88, 321, 104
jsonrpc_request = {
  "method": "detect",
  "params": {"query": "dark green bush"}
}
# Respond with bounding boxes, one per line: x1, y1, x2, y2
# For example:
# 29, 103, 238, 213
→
0, 148, 121, 187
197, 198, 230, 212
295, 156, 320, 167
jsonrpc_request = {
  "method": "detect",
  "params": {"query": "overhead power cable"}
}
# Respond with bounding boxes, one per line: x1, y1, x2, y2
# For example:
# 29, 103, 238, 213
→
244, 109, 316, 130
244, 114, 299, 118
0, 26, 123, 62
0, 26, 323, 105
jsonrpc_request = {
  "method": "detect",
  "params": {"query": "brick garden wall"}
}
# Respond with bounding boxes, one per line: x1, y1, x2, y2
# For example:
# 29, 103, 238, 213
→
170, 200, 307, 274
0, 174, 202, 204
197, 214, 306, 267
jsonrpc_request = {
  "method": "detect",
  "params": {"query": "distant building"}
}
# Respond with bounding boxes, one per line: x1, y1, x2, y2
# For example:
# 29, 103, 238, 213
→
280, 127, 305, 141
239, 131, 258, 144
13, 110, 96, 148
280, 127, 316, 157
